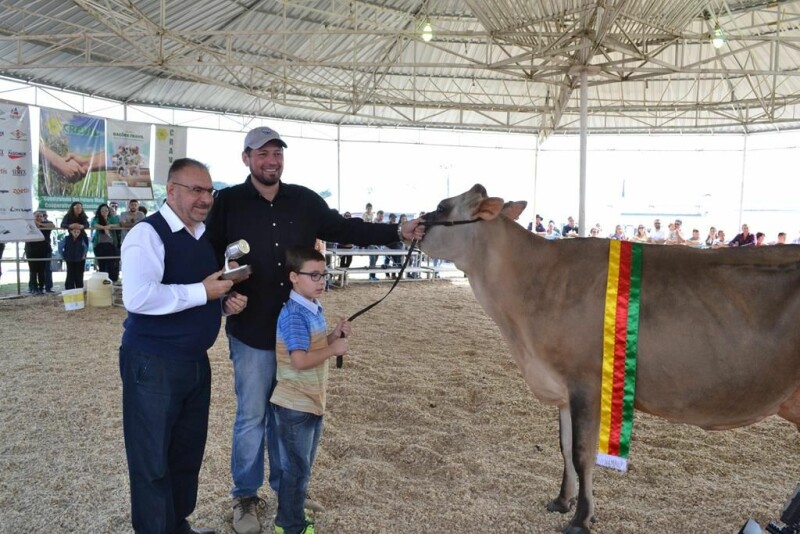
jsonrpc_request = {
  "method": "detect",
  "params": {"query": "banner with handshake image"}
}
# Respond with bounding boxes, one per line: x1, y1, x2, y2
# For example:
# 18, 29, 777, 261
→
38, 109, 106, 210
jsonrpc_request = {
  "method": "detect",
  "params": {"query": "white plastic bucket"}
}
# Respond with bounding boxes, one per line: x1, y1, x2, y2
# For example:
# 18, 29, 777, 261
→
87, 271, 113, 307
61, 288, 85, 311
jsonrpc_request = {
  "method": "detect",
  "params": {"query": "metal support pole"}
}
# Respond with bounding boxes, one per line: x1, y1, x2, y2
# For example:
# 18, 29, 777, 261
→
579, 69, 588, 237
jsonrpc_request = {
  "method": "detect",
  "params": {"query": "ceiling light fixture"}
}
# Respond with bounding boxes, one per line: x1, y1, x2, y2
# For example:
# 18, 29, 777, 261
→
421, 21, 433, 42
712, 26, 726, 49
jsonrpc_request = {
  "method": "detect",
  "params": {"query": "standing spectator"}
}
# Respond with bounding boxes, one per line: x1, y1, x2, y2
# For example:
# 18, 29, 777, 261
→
729, 224, 755, 247
40, 211, 56, 293
367, 209, 385, 281
337, 212, 354, 269
271, 247, 351, 534
25, 210, 55, 294
383, 213, 403, 276
91, 203, 121, 282
666, 219, 686, 245
712, 229, 728, 248
755, 232, 767, 246
529, 214, 546, 233
588, 227, 600, 238
62, 227, 89, 289
685, 228, 703, 247
562, 216, 579, 237
119, 199, 145, 243
204, 126, 423, 534
119, 158, 247, 534
60, 201, 90, 233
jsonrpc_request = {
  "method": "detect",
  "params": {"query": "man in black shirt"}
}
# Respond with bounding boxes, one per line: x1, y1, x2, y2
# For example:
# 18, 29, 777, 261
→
205, 126, 423, 534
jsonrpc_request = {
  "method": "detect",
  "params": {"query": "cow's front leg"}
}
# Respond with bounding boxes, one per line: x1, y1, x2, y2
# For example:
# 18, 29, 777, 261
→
563, 389, 600, 534
547, 404, 577, 514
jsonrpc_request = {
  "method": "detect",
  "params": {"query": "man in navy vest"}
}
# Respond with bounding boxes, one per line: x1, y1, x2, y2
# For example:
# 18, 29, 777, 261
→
120, 158, 248, 534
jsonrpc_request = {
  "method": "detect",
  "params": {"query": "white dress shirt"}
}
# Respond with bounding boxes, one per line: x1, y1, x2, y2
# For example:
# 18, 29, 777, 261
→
121, 203, 209, 315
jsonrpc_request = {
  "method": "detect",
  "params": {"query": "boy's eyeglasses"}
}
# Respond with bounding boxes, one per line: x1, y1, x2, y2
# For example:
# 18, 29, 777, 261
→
298, 271, 332, 282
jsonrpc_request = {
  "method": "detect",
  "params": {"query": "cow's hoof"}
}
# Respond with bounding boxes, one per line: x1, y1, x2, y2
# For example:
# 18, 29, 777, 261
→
562, 526, 590, 534
546, 497, 575, 514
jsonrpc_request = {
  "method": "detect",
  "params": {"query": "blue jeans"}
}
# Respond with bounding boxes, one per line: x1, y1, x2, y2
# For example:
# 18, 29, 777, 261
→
229, 335, 281, 497
273, 405, 323, 534
119, 345, 211, 534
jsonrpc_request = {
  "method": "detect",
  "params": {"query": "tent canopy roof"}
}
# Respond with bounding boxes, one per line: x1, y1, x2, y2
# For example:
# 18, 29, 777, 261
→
3, 0, 800, 134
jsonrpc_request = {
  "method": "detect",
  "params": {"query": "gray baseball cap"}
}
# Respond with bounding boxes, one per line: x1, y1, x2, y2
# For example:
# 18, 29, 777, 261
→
244, 127, 288, 150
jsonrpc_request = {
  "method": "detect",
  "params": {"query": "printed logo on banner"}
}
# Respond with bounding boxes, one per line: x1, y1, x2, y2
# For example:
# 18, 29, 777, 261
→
0, 149, 4, 156
10, 206, 32, 212
10, 129, 28, 142
8, 150, 26, 159
12, 166, 27, 176
0, 167, 8, 175
12, 187, 31, 194
10, 107, 21, 119
0, 130, 5, 138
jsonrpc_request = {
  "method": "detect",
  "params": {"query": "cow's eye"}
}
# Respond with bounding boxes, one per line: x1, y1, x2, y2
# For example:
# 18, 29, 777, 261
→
436, 204, 445, 214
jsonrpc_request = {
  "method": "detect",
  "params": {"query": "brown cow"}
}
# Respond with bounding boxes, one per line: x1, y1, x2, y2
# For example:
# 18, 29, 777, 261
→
419, 184, 800, 534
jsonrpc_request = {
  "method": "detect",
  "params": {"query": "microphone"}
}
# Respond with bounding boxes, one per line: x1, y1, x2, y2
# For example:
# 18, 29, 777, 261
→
220, 239, 252, 281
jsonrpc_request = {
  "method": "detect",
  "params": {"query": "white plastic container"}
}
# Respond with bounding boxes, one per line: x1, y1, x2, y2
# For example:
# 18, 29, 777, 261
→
61, 288, 85, 311
87, 271, 113, 307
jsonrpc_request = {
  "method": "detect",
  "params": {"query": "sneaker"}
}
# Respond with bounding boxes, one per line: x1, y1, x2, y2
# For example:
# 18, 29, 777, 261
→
275, 521, 314, 534
232, 495, 266, 534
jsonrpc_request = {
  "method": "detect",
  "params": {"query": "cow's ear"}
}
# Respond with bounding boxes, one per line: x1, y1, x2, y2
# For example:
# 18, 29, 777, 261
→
501, 200, 527, 221
474, 197, 505, 221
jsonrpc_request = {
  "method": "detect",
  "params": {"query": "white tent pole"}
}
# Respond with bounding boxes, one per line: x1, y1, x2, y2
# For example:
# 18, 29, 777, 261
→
337, 124, 342, 212
738, 134, 747, 230
579, 69, 588, 237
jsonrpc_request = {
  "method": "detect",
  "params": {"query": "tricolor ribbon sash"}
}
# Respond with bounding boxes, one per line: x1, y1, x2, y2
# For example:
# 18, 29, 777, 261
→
596, 240, 643, 472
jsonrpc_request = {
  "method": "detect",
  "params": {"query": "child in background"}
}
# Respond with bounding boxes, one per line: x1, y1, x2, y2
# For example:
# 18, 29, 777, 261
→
63, 227, 89, 289
270, 247, 351, 534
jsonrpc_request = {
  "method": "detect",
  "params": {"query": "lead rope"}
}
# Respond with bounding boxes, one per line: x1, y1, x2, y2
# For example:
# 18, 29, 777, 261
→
336, 238, 419, 368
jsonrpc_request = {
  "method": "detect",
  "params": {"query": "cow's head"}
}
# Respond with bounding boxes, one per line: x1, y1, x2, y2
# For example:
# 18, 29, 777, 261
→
420, 184, 527, 261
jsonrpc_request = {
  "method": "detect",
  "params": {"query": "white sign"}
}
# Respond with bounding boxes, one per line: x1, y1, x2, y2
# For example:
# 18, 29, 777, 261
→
153, 125, 187, 185
0, 103, 40, 243
106, 120, 154, 201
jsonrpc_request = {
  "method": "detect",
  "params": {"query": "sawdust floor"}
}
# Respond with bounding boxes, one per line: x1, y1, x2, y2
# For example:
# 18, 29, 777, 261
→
1, 280, 797, 533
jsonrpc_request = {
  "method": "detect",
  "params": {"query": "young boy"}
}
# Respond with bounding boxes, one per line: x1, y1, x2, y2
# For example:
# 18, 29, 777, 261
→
271, 247, 351, 534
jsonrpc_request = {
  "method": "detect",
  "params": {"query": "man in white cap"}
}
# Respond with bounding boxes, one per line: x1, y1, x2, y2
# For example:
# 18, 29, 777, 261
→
205, 126, 424, 534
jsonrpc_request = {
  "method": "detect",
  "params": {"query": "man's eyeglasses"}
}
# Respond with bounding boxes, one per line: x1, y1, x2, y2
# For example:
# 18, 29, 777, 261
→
172, 181, 218, 197
297, 271, 332, 282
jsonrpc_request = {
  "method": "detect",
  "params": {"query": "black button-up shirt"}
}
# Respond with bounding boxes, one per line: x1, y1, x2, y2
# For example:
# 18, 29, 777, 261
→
205, 176, 399, 350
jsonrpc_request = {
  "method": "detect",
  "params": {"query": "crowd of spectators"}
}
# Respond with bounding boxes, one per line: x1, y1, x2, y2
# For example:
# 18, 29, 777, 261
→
528, 215, 799, 248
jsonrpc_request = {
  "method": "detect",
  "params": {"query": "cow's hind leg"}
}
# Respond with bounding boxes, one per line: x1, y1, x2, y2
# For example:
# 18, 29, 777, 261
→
778, 387, 800, 431
547, 405, 577, 514
563, 389, 600, 534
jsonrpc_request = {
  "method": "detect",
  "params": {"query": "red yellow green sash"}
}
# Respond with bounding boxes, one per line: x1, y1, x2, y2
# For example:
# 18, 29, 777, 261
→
596, 240, 643, 472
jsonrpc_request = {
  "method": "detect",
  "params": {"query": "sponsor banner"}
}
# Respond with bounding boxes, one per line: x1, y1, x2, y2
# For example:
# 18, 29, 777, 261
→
106, 120, 154, 201
38, 108, 106, 210
153, 125, 187, 185
0, 103, 40, 242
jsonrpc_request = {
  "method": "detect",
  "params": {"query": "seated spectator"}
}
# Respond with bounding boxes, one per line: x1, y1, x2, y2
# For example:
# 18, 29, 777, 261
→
771, 232, 787, 245
562, 216, 579, 237
544, 220, 561, 240
648, 219, 666, 244
755, 232, 767, 246
684, 228, 703, 247
666, 219, 686, 245
589, 226, 601, 238
729, 224, 755, 247
609, 224, 626, 240
712, 229, 728, 248
528, 214, 546, 234
631, 224, 649, 243
704, 227, 717, 248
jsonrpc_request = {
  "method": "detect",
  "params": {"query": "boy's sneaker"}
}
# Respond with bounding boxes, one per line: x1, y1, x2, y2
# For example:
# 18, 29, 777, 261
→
232, 495, 265, 534
275, 522, 314, 534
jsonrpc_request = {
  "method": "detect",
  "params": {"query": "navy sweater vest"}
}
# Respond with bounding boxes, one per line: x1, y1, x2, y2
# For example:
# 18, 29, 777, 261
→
122, 212, 221, 360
